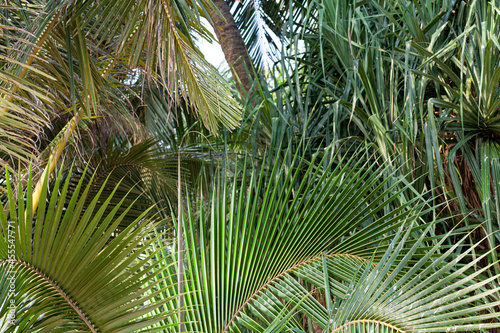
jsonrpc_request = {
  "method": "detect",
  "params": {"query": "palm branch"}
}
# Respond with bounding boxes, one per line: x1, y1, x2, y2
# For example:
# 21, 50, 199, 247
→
0, 166, 178, 332
152, 146, 500, 332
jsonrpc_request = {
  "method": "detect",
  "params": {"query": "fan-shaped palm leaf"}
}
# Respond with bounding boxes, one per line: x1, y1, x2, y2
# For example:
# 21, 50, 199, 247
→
145, 144, 500, 332
0, 166, 178, 332
259, 225, 500, 333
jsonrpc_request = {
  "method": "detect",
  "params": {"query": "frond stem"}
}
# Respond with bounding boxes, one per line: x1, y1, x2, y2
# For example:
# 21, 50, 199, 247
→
30, 112, 82, 217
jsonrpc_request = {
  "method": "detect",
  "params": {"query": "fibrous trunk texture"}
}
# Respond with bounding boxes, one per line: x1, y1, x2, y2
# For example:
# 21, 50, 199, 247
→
208, 0, 255, 97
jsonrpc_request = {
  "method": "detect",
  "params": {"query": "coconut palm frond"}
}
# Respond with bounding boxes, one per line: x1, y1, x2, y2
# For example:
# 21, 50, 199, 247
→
0, 166, 178, 332
65, 0, 241, 132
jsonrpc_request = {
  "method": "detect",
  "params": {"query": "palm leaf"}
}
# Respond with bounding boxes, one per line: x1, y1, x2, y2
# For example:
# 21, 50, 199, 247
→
64, 0, 242, 132
0, 166, 178, 332
227, 0, 284, 69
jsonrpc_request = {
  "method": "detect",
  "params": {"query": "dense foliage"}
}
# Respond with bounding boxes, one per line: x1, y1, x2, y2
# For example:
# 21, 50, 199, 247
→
1, 0, 500, 332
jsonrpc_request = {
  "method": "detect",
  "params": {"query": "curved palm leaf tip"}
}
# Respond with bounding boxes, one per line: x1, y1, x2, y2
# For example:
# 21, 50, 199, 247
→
163, 146, 500, 332
0, 167, 178, 332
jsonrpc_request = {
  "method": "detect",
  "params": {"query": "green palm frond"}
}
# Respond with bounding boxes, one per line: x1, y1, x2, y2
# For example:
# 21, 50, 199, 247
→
68, 134, 194, 227
152, 143, 500, 332
0, 166, 178, 332
325, 228, 500, 332
0, 2, 132, 171
159, 146, 442, 332
2, 0, 500, 331
261, 225, 500, 333
228, 0, 284, 69
0, 22, 56, 167
63, 0, 241, 132
0, 0, 242, 184
142, 86, 213, 148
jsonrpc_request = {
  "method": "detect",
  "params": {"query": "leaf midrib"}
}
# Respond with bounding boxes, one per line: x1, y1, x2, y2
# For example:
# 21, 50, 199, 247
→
0, 260, 97, 333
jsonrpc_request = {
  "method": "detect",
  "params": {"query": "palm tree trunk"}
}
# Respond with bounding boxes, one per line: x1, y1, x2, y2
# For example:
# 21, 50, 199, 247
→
208, 0, 255, 97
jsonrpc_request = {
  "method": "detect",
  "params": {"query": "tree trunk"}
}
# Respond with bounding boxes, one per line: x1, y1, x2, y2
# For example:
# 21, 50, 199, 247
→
208, 0, 255, 98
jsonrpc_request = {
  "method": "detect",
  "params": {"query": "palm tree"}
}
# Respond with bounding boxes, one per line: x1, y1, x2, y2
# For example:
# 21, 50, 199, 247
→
158, 146, 500, 332
0, 167, 179, 332
0, 0, 241, 179
0, 0, 238, 330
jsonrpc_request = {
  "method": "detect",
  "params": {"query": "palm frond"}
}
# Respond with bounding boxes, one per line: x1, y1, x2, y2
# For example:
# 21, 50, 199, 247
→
162, 146, 450, 332
228, 0, 284, 69
64, 0, 242, 131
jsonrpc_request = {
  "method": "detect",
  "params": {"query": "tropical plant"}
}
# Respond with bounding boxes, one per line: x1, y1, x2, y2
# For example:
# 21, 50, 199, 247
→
0, 167, 178, 332
156, 147, 500, 332
275, 0, 500, 264
0, 0, 241, 180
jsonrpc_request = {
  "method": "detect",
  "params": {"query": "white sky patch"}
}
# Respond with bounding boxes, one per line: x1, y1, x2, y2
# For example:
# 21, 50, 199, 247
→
196, 18, 229, 71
